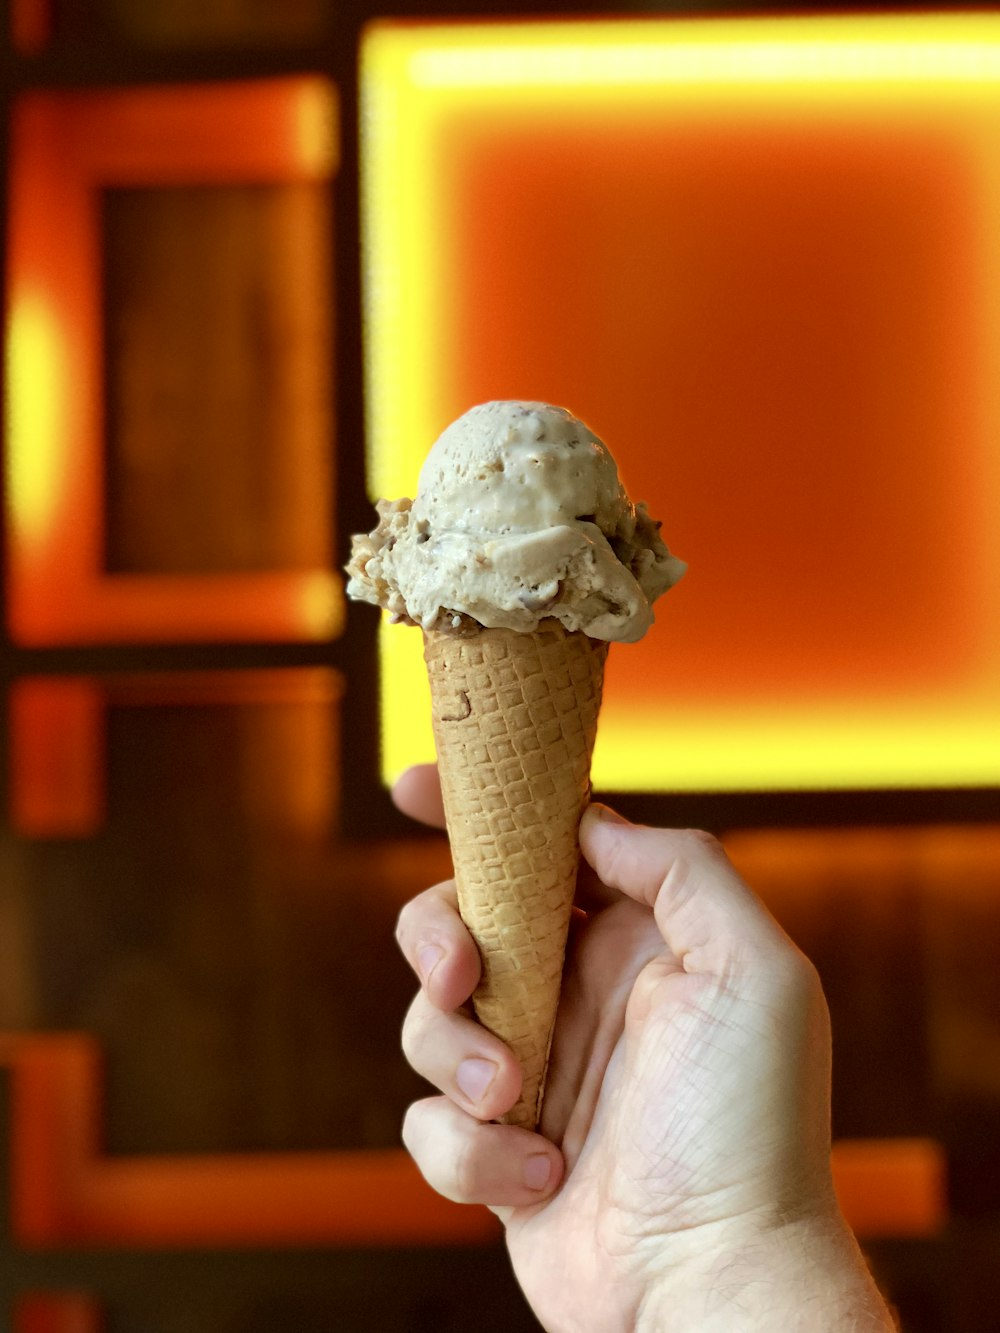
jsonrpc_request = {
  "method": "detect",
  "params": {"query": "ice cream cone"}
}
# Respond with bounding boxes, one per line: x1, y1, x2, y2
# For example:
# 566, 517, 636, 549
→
423, 620, 607, 1129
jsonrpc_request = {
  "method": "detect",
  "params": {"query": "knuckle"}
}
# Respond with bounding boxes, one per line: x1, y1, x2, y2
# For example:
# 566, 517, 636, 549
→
395, 879, 459, 952
400, 1097, 431, 1160
595, 827, 633, 891
769, 942, 826, 1007
399, 994, 430, 1067
394, 896, 417, 950
791, 950, 827, 1005
667, 830, 733, 898
401, 1099, 478, 1205
679, 827, 726, 860
450, 1131, 480, 1202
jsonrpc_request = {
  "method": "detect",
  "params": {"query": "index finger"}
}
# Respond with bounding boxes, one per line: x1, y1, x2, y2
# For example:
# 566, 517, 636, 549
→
392, 764, 446, 829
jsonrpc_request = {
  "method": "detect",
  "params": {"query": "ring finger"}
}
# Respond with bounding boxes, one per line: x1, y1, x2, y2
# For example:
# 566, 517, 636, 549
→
402, 988, 522, 1122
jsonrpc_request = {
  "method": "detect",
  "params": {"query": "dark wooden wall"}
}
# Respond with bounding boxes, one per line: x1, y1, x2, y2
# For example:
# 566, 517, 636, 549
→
0, 0, 998, 1329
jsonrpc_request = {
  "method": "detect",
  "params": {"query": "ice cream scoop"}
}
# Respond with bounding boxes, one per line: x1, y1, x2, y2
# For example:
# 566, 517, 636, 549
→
348, 401, 684, 1129
346, 400, 685, 642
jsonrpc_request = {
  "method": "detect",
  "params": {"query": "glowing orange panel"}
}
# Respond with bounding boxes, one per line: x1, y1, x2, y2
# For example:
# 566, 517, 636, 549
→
0, 1033, 497, 1246
4, 79, 340, 645
363, 14, 1000, 791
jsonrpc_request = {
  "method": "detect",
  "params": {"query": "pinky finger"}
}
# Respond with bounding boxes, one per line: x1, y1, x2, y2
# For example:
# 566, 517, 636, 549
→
402, 1097, 564, 1208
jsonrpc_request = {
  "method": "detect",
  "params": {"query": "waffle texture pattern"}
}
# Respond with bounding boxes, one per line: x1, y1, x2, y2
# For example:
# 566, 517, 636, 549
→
424, 621, 607, 1128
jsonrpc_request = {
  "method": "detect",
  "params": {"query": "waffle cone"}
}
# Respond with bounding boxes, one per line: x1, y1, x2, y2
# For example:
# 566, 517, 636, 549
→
423, 621, 607, 1129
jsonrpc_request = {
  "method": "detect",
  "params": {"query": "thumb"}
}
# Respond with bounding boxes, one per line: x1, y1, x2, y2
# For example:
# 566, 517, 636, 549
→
578, 804, 790, 972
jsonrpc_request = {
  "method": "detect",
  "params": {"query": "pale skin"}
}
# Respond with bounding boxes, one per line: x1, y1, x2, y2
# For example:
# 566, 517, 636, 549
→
395, 764, 897, 1333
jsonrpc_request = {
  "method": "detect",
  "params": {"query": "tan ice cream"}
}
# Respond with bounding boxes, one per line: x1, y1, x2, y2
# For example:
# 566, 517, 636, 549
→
348, 400, 683, 1130
346, 400, 684, 642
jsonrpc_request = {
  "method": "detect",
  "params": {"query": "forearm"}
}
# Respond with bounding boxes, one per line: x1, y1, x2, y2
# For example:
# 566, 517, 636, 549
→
635, 1211, 896, 1333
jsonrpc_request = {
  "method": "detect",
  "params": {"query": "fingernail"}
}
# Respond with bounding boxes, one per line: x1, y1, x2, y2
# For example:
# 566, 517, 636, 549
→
592, 803, 628, 825
456, 1057, 498, 1105
417, 944, 444, 984
524, 1153, 553, 1191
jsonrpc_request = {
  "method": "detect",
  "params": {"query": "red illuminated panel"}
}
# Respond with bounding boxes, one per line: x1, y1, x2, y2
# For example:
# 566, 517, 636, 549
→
10, 679, 104, 838
10, 0, 51, 52
4, 79, 340, 645
8, 670, 338, 838
0, 1033, 497, 1247
14, 1294, 102, 1333
364, 15, 1000, 792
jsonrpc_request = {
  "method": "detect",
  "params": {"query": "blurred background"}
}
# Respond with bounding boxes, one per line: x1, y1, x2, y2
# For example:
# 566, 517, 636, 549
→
2, 0, 999, 1329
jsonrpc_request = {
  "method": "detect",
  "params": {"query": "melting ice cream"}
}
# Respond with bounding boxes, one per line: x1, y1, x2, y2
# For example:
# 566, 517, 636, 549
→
347, 400, 685, 642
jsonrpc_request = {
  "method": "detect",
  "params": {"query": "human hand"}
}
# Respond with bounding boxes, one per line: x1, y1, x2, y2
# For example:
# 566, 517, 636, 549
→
395, 765, 894, 1332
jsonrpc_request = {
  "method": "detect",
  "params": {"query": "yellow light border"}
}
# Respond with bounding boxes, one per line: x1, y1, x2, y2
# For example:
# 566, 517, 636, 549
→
361, 12, 1000, 792
4, 78, 342, 645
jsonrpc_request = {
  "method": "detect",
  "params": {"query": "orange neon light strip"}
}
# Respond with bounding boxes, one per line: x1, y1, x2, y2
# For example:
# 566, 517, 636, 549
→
0, 1033, 498, 1247
830, 1137, 946, 1240
362, 14, 1000, 792
4, 79, 340, 645
13, 1294, 102, 1333
0, 1033, 943, 1246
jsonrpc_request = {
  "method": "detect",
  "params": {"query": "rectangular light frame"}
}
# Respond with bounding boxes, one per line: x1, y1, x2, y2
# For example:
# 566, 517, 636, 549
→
4, 78, 341, 645
361, 13, 1000, 794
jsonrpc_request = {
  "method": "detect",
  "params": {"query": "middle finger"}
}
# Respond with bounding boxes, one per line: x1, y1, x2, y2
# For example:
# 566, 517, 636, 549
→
396, 878, 482, 1012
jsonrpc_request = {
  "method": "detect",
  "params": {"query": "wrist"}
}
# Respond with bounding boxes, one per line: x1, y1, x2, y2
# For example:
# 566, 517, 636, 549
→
634, 1207, 896, 1333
